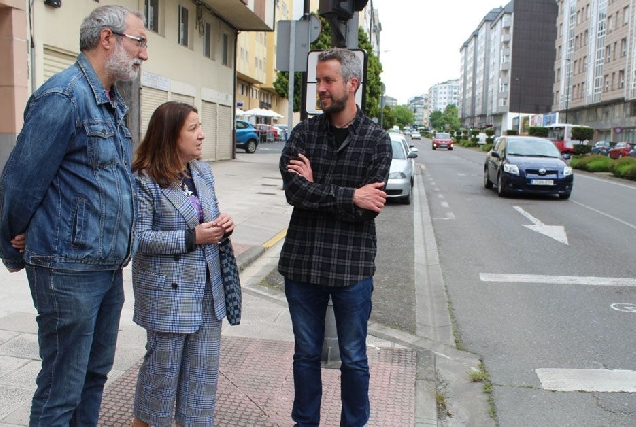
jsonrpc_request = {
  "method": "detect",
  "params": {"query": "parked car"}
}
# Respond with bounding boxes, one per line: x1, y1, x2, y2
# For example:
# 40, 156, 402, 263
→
410, 131, 421, 139
630, 146, 636, 157
274, 124, 289, 141
608, 142, 634, 159
432, 132, 453, 150
236, 120, 259, 153
386, 135, 418, 204
254, 124, 279, 143
483, 135, 573, 199
590, 140, 612, 156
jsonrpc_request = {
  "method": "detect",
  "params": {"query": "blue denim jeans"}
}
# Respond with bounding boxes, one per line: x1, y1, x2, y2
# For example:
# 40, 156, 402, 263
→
26, 266, 124, 426
285, 277, 373, 427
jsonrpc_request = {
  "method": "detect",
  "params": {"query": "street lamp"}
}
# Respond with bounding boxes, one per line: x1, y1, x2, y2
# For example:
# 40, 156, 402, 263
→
564, 58, 571, 124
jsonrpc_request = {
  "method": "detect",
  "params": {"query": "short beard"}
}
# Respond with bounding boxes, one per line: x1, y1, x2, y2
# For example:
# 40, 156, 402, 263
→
322, 92, 348, 114
105, 41, 140, 82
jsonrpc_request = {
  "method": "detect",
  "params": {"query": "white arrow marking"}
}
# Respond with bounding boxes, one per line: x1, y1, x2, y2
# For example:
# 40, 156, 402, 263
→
513, 206, 568, 245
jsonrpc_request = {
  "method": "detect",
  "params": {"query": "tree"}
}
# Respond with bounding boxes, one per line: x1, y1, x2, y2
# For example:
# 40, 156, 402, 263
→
381, 106, 395, 130
429, 111, 443, 131
393, 105, 414, 129
273, 14, 383, 119
429, 104, 460, 131
571, 126, 594, 143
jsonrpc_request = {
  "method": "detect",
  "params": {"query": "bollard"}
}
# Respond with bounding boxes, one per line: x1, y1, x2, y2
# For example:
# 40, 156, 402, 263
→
321, 297, 340, 368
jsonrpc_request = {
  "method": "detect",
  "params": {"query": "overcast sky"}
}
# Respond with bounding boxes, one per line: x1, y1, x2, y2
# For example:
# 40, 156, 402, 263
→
367, 0, 508, 104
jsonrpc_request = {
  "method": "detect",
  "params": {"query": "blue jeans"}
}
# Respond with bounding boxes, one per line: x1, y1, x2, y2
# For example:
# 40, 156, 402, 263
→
285, 277, 373, 427
26, 266, 124, 426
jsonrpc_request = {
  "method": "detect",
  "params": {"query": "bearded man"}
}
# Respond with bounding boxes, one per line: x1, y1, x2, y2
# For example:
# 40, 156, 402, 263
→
0, 5, 148, 425
278, 48, 392, 427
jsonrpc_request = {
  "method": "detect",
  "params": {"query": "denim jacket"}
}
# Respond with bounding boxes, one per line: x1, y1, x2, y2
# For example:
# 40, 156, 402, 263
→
0, 53, 136, 271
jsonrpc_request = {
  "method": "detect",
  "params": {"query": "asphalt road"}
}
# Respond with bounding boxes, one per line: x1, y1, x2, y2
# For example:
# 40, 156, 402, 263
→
411, 138, 636, 426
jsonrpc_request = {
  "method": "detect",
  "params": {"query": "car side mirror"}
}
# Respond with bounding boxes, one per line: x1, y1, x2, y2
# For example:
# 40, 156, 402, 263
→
408, 152, 418, 159
490, 151, 501, 159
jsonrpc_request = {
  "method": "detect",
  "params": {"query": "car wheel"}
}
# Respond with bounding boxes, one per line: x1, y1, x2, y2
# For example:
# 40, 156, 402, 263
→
402, 192, 411, 205
245, 139, 257, 153
559, 192, 571, 200
497, 173, 507, 197
432, 146, 436, 150
448, 148, 453, 150
484, 168, 493, 189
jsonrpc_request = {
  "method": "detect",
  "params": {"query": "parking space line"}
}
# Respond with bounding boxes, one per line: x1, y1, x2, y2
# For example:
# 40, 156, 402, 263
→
480, 273, 636, 287
536, 368, 636, 392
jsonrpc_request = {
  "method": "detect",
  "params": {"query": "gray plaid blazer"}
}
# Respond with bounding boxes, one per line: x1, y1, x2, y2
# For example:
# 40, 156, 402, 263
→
132, 161, 226, 333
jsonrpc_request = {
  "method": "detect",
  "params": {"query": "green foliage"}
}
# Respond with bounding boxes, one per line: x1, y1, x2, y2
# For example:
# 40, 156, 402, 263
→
571, 126, 594, 142
393, 105, 414, 129
609, 157, 636, 180
573, 144, 592, 155
381, 106, 395, 130
482, 143, 493, 151
528, 126, 549, 137
505, 129, 518, 135
429, 104, 461, 132
570, 155, 612, 172
485, 128, 495, 136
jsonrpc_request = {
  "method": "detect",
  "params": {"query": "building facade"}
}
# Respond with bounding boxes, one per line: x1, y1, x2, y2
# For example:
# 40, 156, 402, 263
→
408, 95, 429, 128
555, 0, 636, 142
459, 0, 557, 135
0, 0, 274, 167
428, 79, 460, 113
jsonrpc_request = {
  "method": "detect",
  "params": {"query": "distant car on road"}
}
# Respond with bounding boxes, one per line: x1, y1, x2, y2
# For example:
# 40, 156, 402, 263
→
608, 142, 634, 159
410, 131, 421, 140
236, 120, 259, 153
483, 135, 573, 199
432, 132, 453, 150
254, 124, 279, 143
591, 140, 612, 156
386, 135, 418, 204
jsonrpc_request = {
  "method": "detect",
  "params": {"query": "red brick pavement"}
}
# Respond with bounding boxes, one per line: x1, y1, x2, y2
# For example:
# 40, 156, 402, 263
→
99, 336, 416, 427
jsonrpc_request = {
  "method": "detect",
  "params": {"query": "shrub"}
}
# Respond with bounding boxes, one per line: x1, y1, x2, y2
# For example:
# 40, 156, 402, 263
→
570, 155, 612, 172
505, 129, 518, 135
573, 144, 592, 155
609, 157, 636, 180
528, 126, 549, 137
482, 143, 493, 152
485, 128, 495, 136
571, 126, 594, 143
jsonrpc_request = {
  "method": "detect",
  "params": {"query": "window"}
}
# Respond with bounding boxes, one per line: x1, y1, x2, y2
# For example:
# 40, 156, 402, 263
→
619, 70, 625, 88
222, 33, 229, 66
624, 6, 630, 25
144, 0, 159, 33
584, 30, 588, 46
606, 45, 611, 62
622, 38, 627, 57
203, 22, 212, 58
178, 5, 189, 47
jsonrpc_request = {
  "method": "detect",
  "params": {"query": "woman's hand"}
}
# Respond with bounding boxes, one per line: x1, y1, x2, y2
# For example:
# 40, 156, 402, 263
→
212, 213, 235, 234
194, 222, 226, 245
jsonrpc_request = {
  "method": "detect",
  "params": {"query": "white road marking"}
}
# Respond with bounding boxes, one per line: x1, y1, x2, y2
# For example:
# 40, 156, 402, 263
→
610, 303, 636, 313
536, 368, 636, 392
513, 206, 568, 244
441, 201, 449, 208
572, 200, 636, 231
480, 273, 636, 287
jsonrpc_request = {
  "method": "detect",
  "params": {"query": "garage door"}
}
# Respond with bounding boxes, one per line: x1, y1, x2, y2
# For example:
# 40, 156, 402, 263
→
200, 101, 218, 161
140, 87, 168, 138
43, 46, 76, 82
171, 93, 195, 106
216, 105, 233, 160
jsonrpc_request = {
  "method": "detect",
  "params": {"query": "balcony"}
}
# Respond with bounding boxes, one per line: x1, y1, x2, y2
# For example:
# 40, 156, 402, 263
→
501, 34, 511, 43
201, 0, 275, 31
500, 62, 510, 71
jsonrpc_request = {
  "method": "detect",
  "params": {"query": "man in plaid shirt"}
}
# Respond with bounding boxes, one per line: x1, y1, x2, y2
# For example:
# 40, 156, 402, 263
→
279, 48, 392, 427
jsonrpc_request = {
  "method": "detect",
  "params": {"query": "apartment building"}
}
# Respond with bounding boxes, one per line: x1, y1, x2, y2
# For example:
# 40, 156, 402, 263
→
555, 0, 636, 142
459, 0, 557, 135
236, 0, 291, 124
0, 0, 274, 166
428, 80, 460, 113
408, 95, 429, 128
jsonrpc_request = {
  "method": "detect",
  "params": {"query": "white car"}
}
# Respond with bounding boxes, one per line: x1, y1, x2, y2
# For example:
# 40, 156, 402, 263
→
386, 135, 418, 204
411, 131, 422, 140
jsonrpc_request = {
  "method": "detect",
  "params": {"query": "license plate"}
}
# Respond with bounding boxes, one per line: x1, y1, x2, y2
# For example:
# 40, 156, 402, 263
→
531, 179, 554, 185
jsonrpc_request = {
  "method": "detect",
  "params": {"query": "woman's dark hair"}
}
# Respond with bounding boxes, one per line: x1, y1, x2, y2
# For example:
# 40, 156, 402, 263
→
133, 101, 197, 188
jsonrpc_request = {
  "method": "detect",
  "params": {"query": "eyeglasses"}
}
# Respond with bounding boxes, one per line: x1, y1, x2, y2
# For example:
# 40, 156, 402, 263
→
111, 31, 148, 49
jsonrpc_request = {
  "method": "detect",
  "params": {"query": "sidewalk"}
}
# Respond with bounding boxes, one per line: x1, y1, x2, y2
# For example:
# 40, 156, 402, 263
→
0, 153, 437, 426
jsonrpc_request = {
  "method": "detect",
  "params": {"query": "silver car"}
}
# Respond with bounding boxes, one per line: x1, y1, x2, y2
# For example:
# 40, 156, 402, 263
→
386, 135, 418, 204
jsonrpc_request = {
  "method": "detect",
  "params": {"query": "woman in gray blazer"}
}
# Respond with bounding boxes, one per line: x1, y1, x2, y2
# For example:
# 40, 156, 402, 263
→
130, 101, 234, 427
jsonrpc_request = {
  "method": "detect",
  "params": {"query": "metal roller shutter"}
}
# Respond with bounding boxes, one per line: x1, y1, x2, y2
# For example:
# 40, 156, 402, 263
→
140, 87, 168, 139
216, 105, 233, 160
43, 46, 76, 82
170, 93, 195, 106
200, 101, 218, 162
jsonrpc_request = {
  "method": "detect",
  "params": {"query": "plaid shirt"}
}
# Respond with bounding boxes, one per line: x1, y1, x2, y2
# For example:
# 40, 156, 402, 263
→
278, 108, 392, 287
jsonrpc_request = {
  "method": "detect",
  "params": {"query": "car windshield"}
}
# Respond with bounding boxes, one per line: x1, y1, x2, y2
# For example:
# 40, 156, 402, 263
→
436, 133, 450, 139
507, 138, 561, 158
391, 140, 407, 159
